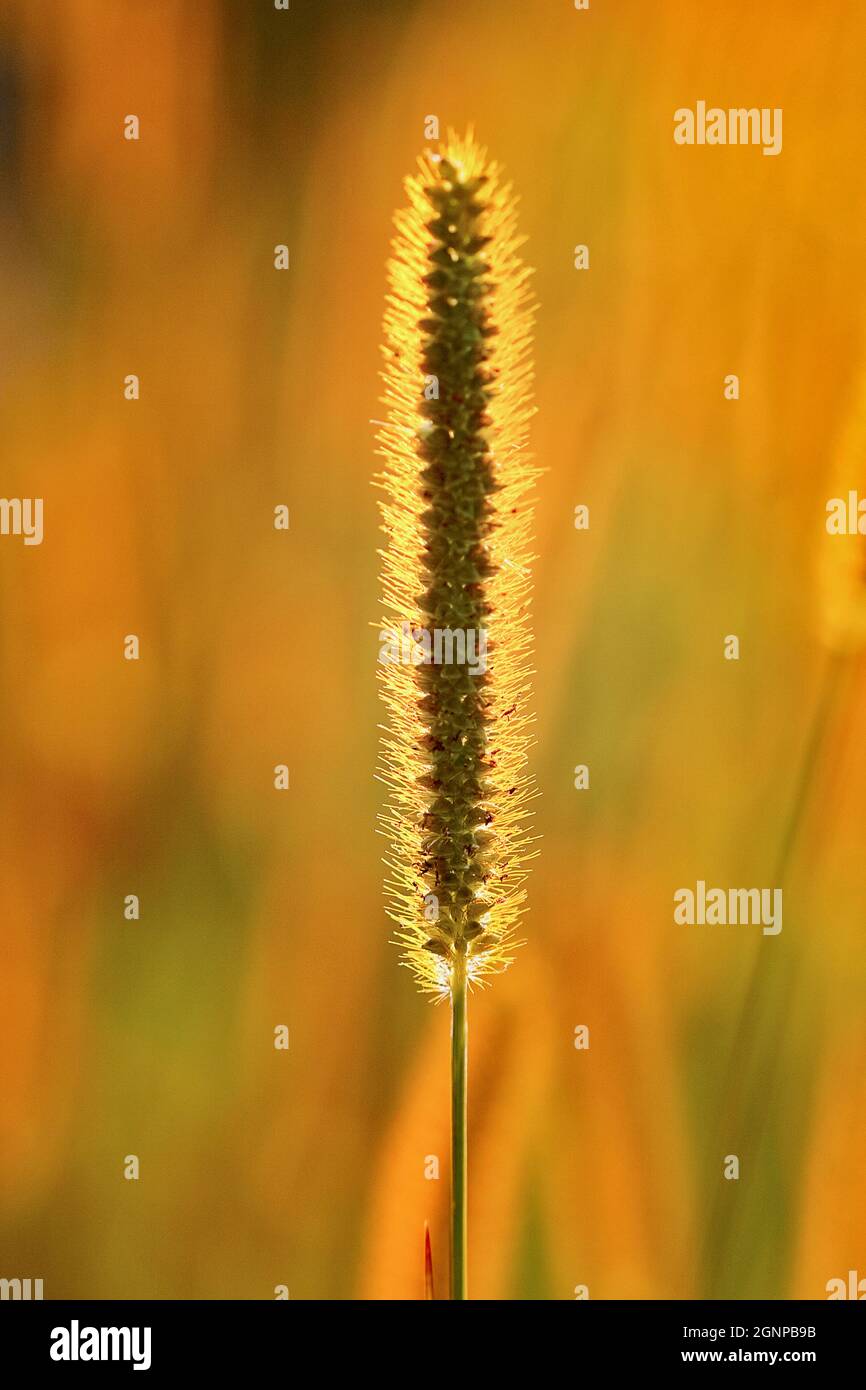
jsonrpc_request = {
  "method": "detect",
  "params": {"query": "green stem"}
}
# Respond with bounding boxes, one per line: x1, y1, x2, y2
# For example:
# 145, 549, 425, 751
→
770, 651, 844, 889
450, 961, 468, 1301
703, 651, 846, 1293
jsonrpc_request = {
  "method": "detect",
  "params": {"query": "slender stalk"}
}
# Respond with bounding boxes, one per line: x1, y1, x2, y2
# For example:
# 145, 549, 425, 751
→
704, 652, 845, 1292
721, 654, 842, 1085
770, 652, 843, 888
450, 959, 468, 1301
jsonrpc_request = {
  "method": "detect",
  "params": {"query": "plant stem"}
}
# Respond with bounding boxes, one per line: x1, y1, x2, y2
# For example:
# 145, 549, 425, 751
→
721, 652, 844, 1092
703, 651, 846, 1293
450, 960, 468, 1300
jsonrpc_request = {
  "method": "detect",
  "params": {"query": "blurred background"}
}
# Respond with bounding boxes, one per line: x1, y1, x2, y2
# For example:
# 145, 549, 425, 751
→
1, 0, 865, 1300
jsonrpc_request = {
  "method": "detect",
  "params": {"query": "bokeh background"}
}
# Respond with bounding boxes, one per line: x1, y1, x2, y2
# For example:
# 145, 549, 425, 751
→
1, 0, 865, 1300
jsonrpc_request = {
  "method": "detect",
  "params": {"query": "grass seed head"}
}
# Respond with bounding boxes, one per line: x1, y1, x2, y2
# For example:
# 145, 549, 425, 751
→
376, 130, 538, 999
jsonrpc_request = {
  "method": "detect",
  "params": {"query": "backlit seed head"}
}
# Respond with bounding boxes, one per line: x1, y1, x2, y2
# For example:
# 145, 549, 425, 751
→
376, 130, 538, 999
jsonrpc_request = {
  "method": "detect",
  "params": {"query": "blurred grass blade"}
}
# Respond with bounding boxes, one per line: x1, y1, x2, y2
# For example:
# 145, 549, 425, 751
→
424, 1222, 435, 1300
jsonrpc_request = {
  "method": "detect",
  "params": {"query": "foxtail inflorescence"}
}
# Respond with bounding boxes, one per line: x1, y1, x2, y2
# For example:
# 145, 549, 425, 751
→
376, 130, 538, 1000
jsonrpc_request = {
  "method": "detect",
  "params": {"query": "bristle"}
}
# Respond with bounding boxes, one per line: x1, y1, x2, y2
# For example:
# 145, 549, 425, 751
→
376, 130, 538, 998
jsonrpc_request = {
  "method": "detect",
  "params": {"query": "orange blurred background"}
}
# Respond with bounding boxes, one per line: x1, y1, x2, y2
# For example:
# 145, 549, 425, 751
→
1, 0, 864, 1299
